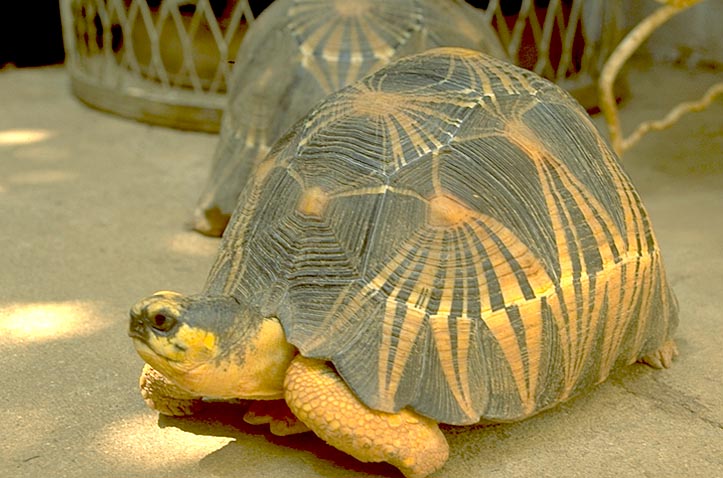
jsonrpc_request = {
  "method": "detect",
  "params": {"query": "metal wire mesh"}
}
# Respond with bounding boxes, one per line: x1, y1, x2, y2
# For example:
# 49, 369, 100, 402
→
470, 0, 623, 109
60, 0, 621, 131
60, 0, 268, 131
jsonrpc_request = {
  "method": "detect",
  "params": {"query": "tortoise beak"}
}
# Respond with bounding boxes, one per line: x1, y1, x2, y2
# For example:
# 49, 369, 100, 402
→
128, 300, 157, 343
128, 304, 148, 341
128, 312, 147, 340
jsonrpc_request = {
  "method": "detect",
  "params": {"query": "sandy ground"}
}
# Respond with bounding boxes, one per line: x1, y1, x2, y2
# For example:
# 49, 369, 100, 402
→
1, 60, 721, 478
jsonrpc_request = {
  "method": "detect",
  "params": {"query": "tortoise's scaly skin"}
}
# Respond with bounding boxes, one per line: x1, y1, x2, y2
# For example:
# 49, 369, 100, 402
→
192, 0, 506, 236
206, 48, 678, 425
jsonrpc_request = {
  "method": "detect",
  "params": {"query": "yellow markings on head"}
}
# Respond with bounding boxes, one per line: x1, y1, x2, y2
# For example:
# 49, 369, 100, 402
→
192, 317, 294, 400
232, 317, 296, 399
297, 186, 331, 217
177, 324, 218, 360
141, 323, 219, 366
139, 318, 295, 400
427, 194, 471, 227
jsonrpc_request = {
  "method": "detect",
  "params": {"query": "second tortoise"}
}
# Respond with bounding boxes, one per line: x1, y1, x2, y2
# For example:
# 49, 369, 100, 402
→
191, 0, 506, 236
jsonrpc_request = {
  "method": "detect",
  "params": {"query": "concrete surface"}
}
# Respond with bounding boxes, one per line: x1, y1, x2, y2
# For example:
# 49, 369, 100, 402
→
1, 60, 721, 478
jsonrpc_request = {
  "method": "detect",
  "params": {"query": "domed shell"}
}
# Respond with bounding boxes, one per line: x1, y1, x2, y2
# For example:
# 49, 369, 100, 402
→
205, 48, 678, 425
192, 0, 506, 236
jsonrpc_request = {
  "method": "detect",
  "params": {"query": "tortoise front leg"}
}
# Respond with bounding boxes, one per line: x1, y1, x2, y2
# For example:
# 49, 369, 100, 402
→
139, 364, 204, 416
284, 356, 449, 478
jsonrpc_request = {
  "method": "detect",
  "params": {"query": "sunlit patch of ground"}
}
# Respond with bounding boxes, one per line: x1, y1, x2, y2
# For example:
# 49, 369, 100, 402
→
0, 128, 69, 191
91, 411, 231, 471
0, 300, 109, 343
0, 128, 55, 146
166, 231, 220, 258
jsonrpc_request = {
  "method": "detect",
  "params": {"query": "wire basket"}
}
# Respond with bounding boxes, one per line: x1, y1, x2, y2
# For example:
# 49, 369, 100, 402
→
61, 0, 621, 131
470, 0, 623, 110
60, 0, 270, 132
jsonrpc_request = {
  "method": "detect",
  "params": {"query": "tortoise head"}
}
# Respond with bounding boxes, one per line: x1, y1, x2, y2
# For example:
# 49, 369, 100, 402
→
128, 291, 295, 400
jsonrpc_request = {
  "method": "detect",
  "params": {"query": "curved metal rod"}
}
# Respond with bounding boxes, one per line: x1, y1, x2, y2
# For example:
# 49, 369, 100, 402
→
598, 0, 722, 156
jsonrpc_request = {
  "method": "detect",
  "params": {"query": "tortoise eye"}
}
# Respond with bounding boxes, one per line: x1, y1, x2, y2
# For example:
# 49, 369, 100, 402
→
150, 313, 176, 332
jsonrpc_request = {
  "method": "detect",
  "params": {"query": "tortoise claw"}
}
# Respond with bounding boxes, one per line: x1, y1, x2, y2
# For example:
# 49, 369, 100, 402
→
640, 339, 679, 369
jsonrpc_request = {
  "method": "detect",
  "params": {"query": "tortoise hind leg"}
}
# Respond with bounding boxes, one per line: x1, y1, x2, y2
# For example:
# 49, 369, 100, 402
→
139, 363, 204, 416
639, 339, 679, 369
284, 356, 449, 478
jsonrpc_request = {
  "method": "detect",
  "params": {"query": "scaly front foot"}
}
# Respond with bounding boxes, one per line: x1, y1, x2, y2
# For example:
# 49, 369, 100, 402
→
284, 356, 449, 478
139, 363, 204, 416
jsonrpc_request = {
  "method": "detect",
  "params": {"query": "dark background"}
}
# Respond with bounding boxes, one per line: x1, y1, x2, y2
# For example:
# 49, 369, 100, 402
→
0, 0, 279, 68
0, 0, 538, 69
0, 2, 65, 67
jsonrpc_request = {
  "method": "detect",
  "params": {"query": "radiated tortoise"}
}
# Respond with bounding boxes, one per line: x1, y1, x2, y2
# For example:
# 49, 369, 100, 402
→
129, 48, 679, 478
